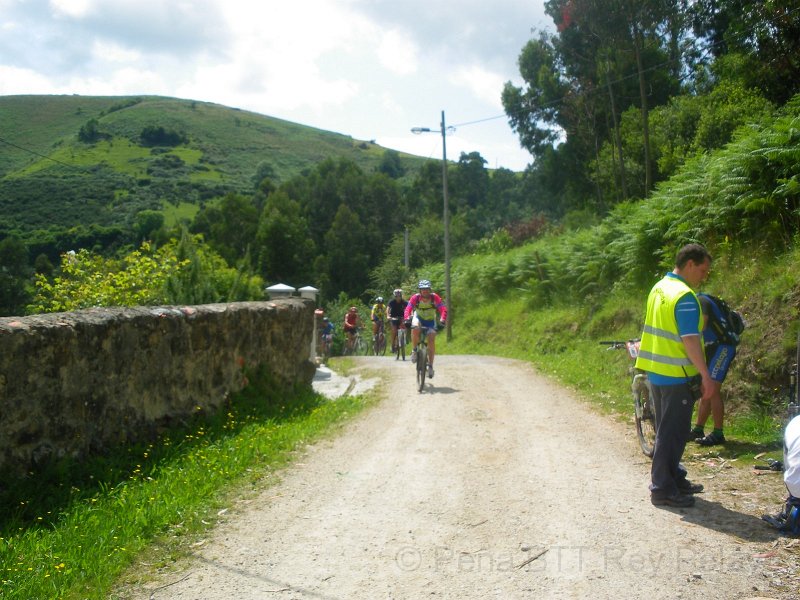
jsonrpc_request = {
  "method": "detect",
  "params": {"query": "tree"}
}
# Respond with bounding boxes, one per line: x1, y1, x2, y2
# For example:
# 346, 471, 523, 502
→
0, 236, 31, 316
256, 191, 316, 284
134, 210, 165, 243
323, 205, 370, 299
377, 149, 406, 179
690, 0, 800, 104
190, 193, 259, 267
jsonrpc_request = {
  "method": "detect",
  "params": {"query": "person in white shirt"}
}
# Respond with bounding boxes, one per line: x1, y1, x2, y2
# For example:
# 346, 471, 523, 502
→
784, 414, 800, 499
762, 414, 800, 533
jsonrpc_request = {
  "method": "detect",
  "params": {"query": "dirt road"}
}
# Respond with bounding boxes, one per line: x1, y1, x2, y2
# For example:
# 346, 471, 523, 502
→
123, 355, 796, 599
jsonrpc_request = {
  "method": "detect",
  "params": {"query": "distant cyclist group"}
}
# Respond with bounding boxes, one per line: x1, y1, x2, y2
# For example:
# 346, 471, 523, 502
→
319, 279, 447, 377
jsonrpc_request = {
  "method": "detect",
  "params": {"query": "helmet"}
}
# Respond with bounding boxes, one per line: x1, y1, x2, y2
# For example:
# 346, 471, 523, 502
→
349, 306, 357, 312
376, 296, 384, 303
393, 288, 402, 296
323, 317, 329, 322
418, 279, 432, 290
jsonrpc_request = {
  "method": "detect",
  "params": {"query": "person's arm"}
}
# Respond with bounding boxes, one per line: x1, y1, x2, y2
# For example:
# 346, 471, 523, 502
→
676, 292, 713, 399
434, 293, 447, 322
403, 296, 415, 321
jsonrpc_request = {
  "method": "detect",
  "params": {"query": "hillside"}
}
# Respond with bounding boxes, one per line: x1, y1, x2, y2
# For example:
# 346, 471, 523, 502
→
0, 94, 426, 236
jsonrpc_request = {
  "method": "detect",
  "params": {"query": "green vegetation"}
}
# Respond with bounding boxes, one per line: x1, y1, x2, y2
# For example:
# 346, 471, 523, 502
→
439, 99, 800, 453
0, 368, 376, 599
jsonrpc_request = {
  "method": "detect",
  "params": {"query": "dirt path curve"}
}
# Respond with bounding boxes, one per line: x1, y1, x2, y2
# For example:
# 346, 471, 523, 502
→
126, 355, 790, 599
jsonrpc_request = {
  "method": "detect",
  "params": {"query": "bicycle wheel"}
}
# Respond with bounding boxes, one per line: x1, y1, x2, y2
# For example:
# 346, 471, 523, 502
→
377, 331, 387, 356
633, 372, 656, 457
416, 345, 427, 392
397, 328, 406, 361
354, 335, 366, 356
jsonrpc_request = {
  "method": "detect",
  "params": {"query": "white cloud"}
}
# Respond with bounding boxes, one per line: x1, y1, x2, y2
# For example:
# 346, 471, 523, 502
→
377, 29, 418, 76
91, 40, 140, 64
450, 65, 506, 109
0, 66, 58, 95
50, 0, 92, 18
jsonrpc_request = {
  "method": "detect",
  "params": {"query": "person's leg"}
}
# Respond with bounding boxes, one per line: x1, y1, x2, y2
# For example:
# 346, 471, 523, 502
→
697, 382, 726, 445
650, 383, 695, 499
693, 397, 711, 437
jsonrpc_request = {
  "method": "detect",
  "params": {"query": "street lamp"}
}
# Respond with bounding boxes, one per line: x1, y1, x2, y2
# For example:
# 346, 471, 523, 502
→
411, 110, 453, 341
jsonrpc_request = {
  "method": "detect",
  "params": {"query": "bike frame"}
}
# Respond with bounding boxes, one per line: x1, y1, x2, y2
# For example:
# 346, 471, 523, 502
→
600, 339, 655, 457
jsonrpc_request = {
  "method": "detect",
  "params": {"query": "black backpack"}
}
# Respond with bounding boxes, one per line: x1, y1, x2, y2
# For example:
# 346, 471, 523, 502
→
699, 293, 745, 346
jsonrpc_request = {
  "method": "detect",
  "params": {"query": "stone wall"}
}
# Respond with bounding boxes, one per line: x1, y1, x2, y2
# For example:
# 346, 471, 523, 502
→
0, 299, 316, 472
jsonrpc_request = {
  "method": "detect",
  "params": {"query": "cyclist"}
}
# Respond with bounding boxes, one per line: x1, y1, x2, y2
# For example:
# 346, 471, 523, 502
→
690, 293, 739, 446
343, 306, 361, 352
387, 289, 408, 352
319, 317, 334, 356
370, 296, 387, 344
404, 279, 447, 378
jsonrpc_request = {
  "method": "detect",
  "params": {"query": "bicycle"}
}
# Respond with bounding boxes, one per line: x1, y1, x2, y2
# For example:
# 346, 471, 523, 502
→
372, 320, 387, 356
318, 331, 333, 359
391, 319, 406, 361
343, 328, 367, 356
415, 325, 434, 392
599, 339, 656, 457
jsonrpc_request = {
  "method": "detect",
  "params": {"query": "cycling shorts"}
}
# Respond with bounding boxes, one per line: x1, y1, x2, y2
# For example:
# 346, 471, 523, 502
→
411, 315, 436, 331
706, 343, 736, 383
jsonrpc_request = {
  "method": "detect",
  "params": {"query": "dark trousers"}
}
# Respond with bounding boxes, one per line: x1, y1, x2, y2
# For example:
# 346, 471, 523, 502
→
650, 381, 696, 497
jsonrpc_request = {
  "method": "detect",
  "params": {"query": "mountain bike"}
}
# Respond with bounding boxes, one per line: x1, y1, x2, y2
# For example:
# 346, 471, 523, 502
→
372, 320, 387, 356
390, 318, 406, 361
415, 326, 434, 393
343, 328, 367, 356
319, 331, 333, 360
599, 339, 655, 457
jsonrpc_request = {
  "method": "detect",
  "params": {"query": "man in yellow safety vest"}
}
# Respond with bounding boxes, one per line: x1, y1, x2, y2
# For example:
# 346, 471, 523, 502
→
636, 243, 714, 508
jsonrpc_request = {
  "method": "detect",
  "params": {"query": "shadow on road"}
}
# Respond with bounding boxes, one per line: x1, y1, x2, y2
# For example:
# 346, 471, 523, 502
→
678, 497, 779, 543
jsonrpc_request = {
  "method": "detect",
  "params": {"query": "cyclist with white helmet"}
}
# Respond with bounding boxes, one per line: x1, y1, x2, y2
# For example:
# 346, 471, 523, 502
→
387, 288, 409, 352
370, 296, 387, 343
403, 279, 447, 378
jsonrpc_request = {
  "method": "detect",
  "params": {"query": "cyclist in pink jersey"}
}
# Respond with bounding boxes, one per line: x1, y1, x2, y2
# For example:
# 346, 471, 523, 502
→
403, 279, 447, 378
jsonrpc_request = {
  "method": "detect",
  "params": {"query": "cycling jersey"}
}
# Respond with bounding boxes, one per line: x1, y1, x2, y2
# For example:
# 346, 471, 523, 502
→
404, 292, 447, 323
387, 298, 408, 320
371, 303, 387, 322
344, 312, 358, 331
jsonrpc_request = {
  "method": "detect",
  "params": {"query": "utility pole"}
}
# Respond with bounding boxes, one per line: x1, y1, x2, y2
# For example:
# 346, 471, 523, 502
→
411, 111, 453, 341
440, 111, 451, 342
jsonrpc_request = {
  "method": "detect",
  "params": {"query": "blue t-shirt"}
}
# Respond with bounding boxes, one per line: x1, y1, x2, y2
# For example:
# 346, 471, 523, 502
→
648, 273, 701, 386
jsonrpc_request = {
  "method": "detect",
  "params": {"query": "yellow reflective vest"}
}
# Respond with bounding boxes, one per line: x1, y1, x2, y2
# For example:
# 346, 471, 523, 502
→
635, 275, 703, 378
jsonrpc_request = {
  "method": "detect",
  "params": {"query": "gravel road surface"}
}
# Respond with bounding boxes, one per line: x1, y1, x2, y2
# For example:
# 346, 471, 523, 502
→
121, 355, 795, 599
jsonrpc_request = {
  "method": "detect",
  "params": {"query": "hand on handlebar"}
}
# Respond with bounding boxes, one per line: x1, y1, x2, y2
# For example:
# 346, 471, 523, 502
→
436, 321, 446, 332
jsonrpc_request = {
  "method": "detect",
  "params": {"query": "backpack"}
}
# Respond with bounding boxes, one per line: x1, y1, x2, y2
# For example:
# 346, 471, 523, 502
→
699, 293, 745, 346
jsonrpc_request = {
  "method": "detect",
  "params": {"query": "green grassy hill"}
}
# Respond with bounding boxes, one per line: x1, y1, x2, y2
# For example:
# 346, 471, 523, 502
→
0, 94, 425, 236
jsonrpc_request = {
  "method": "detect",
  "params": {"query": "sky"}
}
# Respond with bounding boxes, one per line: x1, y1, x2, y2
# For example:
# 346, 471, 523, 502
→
0, 0, 552, 172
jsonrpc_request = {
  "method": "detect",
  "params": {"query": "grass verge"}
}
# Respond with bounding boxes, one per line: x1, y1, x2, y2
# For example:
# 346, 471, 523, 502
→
0, 366, 374, 599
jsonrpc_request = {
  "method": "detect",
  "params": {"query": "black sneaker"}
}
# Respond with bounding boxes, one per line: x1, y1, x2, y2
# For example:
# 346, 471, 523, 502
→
651, 493, 695, 508
697, 432, 726, 446
691, 429, 704, 441
677, 480, 704, 494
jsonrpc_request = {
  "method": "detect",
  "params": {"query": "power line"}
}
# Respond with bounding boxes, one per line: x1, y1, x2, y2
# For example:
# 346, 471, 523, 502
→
0, 136, 77, 169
